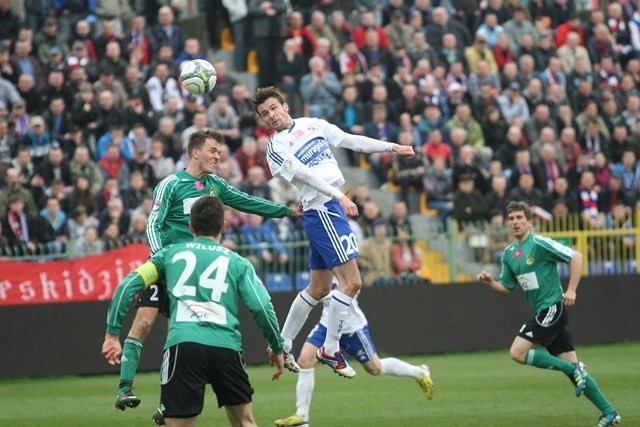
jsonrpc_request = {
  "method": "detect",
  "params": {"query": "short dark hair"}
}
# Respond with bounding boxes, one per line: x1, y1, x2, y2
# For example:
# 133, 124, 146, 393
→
251, 86, 285, 113
9, 193, 24, 204
187, 130, 225, 158
190, 196, 224, 236
506, 201, 533, 220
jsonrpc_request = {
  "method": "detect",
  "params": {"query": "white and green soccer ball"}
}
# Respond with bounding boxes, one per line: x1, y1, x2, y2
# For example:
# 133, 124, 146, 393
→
180, 59, 217, 95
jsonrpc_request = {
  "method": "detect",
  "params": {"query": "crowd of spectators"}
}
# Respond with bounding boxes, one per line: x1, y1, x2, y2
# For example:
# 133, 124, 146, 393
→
261, 0, 640, 238
0, 0, 639, 283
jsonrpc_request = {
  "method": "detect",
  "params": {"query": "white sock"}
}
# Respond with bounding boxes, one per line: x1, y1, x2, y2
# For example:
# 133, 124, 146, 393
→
295, 368, 315, 421
323, 290, 352, 354
281, 290, 318, 353
379, 357, 422, 379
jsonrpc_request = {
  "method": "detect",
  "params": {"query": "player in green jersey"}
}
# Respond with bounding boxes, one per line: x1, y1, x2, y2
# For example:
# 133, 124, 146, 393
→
103, 196, 285, 427
101, 130, 301, 416
477, 201, 621, 427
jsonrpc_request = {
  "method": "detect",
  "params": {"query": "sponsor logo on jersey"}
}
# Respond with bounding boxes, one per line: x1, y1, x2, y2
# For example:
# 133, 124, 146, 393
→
293, 129, 304, 138
295, 136, 333, 166
526, 255, 535, 265
195, 181, 205, 190
515, 249, 523, 258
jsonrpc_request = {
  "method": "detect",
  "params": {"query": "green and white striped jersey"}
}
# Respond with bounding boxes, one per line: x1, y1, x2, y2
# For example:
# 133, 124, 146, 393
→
499, 232, 576, 313
146, 170, 292, 253
106, 237, 284, 353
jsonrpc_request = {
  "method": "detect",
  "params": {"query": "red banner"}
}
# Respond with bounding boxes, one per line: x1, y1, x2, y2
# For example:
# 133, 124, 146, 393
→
0, 244, 149, 306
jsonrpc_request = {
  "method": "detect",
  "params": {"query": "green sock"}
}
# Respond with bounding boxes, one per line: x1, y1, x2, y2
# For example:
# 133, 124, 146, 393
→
525, 349, 576, 376
118, 337, 143, 392
584, 373, 616, 415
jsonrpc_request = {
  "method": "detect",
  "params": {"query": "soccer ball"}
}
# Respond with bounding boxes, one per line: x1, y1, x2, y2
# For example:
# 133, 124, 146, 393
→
180, 59, 217, 95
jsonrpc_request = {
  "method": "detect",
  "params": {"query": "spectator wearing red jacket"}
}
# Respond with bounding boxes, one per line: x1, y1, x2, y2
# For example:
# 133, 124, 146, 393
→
555, 15, 585, 47
353, 11, 390, 49
422, 128, 452, 166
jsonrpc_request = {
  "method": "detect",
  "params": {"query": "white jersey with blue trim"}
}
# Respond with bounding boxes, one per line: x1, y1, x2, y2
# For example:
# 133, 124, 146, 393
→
266, 117, 346, 211
318, 288, 368, 334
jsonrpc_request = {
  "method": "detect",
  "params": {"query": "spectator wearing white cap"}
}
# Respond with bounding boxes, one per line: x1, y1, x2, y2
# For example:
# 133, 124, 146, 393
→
21, 115, 54, 167
446, 81, 467, 115
498, 82, 530, 125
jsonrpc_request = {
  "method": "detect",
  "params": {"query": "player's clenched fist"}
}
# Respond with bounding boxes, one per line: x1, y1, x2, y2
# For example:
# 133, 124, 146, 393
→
476, 271, 493, 284
393, 144, 416, 158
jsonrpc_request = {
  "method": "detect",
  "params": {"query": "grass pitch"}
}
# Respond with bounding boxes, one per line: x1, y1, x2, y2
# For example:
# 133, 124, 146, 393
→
0, 342, 638, 427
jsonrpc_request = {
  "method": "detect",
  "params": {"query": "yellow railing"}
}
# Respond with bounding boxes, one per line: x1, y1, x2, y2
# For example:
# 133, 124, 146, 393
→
456, 212, 640, 280
4, 213, 638, 285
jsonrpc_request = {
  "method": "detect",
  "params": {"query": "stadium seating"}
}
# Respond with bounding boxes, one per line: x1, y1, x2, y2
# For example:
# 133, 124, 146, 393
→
294, 271, 310, 291
265, 273, 293, 293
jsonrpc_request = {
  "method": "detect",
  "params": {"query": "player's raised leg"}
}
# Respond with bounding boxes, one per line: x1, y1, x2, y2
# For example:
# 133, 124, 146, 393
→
511, 336, 586, 394
345, 324, 433, 400
316, 259, 360, 378
115, 304, 158, 410
363, 357, 434, 400
279, 269, 333, 372
556, 351, 621, 426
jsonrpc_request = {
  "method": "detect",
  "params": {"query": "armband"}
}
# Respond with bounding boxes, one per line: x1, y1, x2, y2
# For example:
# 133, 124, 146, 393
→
135, 262, 159, 287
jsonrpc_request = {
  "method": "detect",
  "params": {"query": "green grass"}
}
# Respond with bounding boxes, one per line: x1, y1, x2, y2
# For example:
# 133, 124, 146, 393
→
1, 342, 638, 427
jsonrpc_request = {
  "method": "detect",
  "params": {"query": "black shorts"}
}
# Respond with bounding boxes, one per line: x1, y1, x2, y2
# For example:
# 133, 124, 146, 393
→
517, 301, 575, 356
160, 342, 254, 418
135, 280, 170, 317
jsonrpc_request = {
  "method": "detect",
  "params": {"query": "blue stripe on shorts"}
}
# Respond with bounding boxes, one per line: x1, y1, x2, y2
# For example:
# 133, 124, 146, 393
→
302, 200, 359, 270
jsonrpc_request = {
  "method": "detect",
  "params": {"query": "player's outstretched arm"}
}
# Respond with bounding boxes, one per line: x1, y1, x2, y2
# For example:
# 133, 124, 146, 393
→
563, 251, 583, 306
337, 134, 415, 157
217, 177, 293, 218
392, 143, 416, 158
476, 270, 511, 295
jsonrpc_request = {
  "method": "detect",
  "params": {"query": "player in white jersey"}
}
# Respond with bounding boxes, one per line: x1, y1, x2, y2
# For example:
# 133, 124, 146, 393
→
252, 87, 415, 378
274, 283, 434, 426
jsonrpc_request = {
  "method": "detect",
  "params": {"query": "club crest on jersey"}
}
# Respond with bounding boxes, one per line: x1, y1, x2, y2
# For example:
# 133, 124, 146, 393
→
515, 249, 523, 258
526, 255, 535, 265
195, 181, 205, 191
152, 199, 161, 212
210, 185, 217, 196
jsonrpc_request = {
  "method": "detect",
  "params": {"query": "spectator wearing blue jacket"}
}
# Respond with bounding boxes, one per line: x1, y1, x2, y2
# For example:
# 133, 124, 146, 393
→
20, 115, 55, 167
611, 150, 640, 204
52, 0, 95, 42
241, 214, 289, 276
150, 6, 184, 58
175, 38, 206, 66
96, 125, 133, 161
